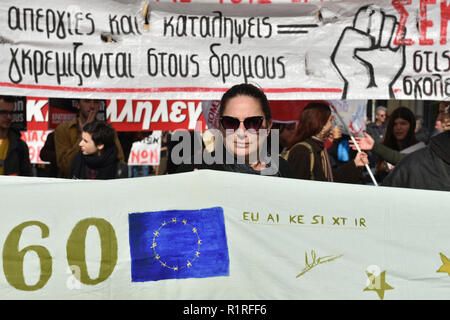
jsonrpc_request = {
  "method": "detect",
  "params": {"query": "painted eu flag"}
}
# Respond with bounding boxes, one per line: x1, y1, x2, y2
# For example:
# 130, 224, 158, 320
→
129, 206, 229, 282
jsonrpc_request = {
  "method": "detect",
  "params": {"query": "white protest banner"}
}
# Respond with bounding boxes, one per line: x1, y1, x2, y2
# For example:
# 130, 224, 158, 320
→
1, 170, 450, 299
20, 130, 51, 164
329, 100, 367, 136
0, 0, 447, 100
128, 131, 162, 165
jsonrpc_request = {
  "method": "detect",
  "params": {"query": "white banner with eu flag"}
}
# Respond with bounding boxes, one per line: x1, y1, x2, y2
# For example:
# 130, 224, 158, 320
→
0, 170, 450, 300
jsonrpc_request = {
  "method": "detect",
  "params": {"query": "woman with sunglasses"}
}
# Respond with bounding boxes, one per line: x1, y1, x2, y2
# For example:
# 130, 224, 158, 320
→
283, 102, 368, 182
177, 83, 293, 177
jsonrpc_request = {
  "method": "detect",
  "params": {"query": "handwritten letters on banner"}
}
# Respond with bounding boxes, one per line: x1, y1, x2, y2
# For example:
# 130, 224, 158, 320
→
0, 0, 448, 100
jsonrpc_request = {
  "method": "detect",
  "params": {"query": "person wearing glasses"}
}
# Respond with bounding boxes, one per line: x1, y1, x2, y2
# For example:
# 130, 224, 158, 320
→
366, 106, 387, 144
177, 83, 293, 177
0, 96, 32, 176
283, 102, 368, 183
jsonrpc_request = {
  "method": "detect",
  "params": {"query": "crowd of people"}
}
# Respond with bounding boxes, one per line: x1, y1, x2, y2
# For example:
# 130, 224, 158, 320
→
0, 86, 449, 191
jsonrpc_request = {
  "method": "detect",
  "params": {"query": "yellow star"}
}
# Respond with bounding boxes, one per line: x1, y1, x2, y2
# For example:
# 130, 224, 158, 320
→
187, 261, 192, 268
153, 231, 159, 237
182, 220, 187, 225
151, 242, 157, 248
437, 253, 450, 276
195, 251, 200, 257
198, 239, 202, 245
363, 271, 394, 300
192, 227, 197, 233
172, 218, 177, 223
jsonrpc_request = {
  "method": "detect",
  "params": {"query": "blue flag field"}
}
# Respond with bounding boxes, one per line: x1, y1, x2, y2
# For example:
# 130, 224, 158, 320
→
128, 206, 230, 282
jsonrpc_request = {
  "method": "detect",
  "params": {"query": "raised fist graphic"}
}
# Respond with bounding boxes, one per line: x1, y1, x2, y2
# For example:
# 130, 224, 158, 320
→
331, 5, 406, 99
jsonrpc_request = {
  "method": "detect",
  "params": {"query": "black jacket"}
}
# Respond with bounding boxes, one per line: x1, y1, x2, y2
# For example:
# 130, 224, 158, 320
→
2, 127, 32, 176
286, 138, 363, 183
69, 146, 128, 180
383, 131, 450, 191
177, 147, 294, 178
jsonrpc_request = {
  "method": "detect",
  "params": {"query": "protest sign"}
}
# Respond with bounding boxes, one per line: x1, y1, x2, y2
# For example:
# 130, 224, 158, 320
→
0, 0, 447, 100
0, 170, 449, 299
329, 100, 367, 135
18, 97, 50, 164
128, 131, 162, 165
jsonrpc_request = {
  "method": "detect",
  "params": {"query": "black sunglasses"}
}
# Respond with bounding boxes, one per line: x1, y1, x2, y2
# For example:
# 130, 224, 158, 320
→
219, 116, 264, 131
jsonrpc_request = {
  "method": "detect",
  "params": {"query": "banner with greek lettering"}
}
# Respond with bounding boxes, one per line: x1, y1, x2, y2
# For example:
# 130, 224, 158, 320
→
0, 0, 448, 100
1, 170, 450, 299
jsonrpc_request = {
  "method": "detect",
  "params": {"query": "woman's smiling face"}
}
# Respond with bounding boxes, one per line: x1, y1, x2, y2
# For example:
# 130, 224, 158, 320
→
221, 95, 271, 161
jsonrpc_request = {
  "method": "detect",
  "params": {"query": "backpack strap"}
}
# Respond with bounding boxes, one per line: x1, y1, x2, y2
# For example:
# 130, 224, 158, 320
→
282, 141, 315, 180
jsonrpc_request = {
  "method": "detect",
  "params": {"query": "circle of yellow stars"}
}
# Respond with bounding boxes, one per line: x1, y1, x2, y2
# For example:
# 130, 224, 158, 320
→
151, 218, 201, 271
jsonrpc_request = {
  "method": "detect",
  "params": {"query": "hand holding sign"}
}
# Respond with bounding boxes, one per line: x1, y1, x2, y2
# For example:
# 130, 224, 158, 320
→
353, 151, 369, 167
331, 5, 406, 99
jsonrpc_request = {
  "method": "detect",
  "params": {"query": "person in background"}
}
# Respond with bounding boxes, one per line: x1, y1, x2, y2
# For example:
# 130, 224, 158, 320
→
433, 112, 447, 137
414, 115, 430, 144
362, 107, 425, 183
0, 95, 32, 176
271, 121, 297, 156
366, 106, 387, 144
283, 102, 368, 183
383, 105, 450, 191
327, 126, 358, 170
128, 132, 153, 177
154, 131, 170, 175
351, 108, 427, 168
70, 121, 128, 179
439, 101, 450, 113
39, 131, 58, 177
431, 101, 450, 137
54, 99, 125, 178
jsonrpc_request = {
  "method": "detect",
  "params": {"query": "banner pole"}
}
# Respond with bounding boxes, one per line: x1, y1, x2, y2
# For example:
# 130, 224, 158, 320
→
330, 105, 378, 187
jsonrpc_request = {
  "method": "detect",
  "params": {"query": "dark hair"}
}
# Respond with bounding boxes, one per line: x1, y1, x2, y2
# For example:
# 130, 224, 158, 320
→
219, 83, 272, 121
286, 102, 331, 149
382, 107, 417, 150
82, 121, 115, 149
0, 96, 17, 103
